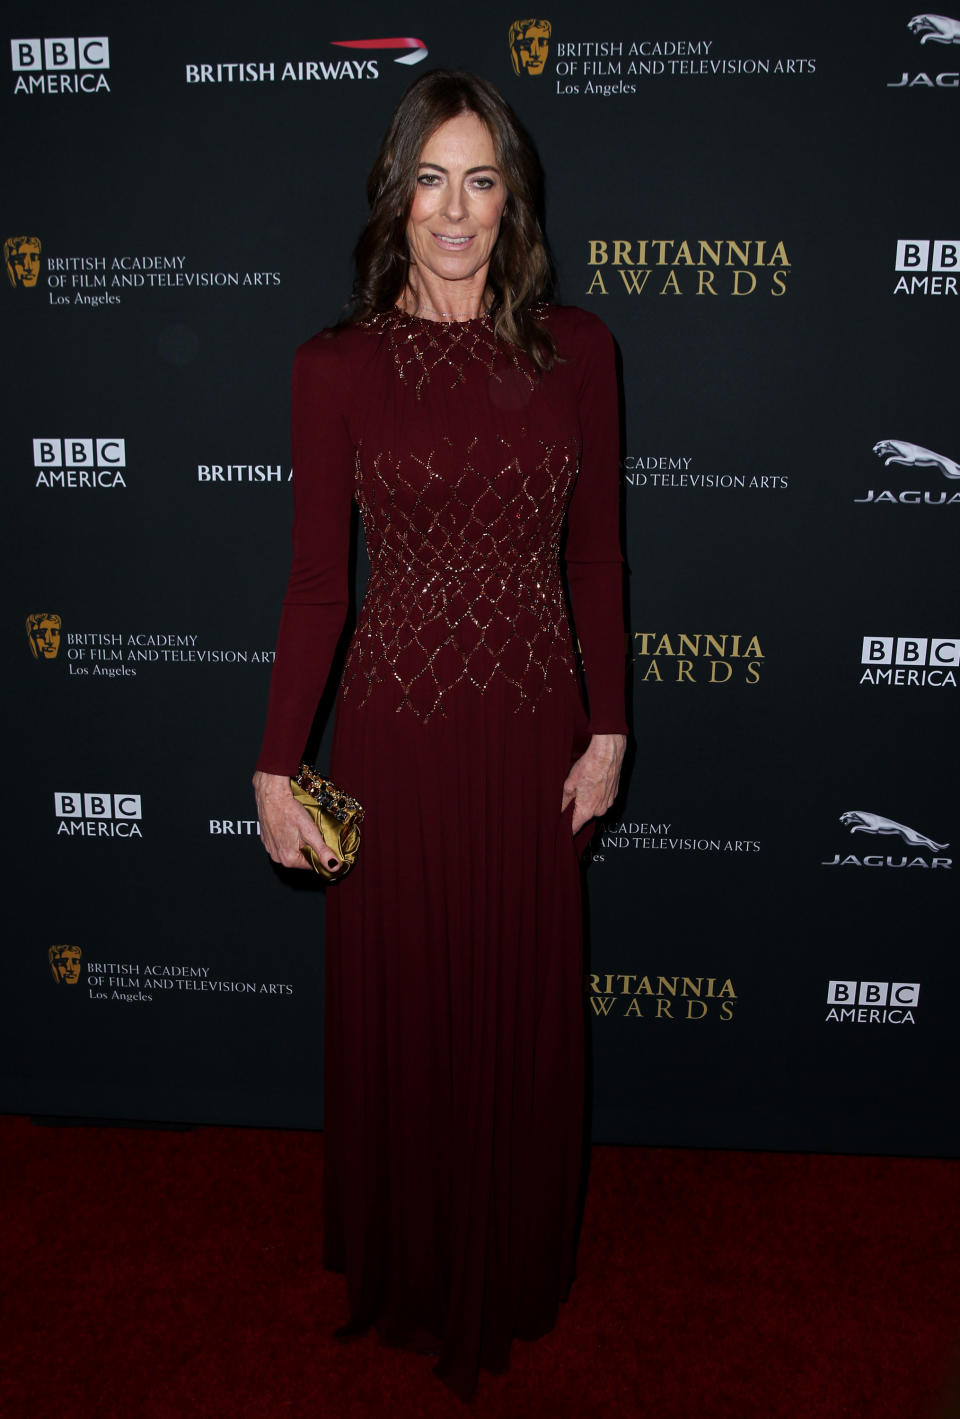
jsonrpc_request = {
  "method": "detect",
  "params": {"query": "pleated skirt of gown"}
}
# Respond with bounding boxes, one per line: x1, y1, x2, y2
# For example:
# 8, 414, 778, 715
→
324, 671, 592, 1400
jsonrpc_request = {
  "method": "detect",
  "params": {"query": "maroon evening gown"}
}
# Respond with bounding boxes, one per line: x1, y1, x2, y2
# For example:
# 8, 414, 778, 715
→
257, 305, 627, 1400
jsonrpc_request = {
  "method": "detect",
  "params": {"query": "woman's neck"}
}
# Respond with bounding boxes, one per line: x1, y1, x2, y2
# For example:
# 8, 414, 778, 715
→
401, 270, 490, 322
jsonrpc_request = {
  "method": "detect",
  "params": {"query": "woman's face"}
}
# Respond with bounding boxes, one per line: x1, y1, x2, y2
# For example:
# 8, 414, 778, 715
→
405, 111, 507, 293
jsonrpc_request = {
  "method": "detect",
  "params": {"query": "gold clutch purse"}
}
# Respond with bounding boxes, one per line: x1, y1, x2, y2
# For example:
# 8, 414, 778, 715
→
289, 763, 364, 881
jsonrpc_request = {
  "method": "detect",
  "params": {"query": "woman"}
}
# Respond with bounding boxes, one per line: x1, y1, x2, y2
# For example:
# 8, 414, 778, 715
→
253, 69, 628, 1401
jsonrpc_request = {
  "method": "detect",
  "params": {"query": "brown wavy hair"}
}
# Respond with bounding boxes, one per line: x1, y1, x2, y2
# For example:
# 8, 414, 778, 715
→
342, 69, 556, 370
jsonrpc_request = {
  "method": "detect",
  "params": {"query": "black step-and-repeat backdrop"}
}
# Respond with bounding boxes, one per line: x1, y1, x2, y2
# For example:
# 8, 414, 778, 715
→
4, 1, 956, 1155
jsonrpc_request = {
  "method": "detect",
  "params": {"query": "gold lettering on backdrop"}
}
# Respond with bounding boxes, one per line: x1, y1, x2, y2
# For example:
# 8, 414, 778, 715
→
619, 269, 651, 294
586, 239, 790, 295
584, 976, 731, 998
590, 995, 617, 1016
633, 634, 764, 686
635, 633, 764, 659
591, 240, 652, 267
588, 240, 791, 268
588, 975, 737, 996
586, 973, 738, 1021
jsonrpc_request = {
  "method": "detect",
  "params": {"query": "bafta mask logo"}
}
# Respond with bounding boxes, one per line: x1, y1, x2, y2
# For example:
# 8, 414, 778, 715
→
26, 612, 62, 660
509, 19, 552, 76
49, 944, 82, 985
5, 236, 42, 289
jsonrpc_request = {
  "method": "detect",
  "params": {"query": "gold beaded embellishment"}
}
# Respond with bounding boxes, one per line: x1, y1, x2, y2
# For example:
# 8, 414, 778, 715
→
362, 308, 538, 399
340, 310, 579, 720
341, 431, 580, 721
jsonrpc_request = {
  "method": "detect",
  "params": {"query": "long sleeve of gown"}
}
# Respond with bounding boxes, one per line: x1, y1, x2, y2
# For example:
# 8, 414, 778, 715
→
563, 311, 629, 736
255, 336, 355, 775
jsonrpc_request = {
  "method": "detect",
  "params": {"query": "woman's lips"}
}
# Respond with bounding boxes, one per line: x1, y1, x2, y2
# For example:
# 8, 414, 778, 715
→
431, 233, 474, 250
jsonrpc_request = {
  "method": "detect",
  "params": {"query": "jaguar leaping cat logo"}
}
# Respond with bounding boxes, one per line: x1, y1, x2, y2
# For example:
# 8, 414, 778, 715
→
873, 440, 960, 481
907, 13, 960, 43
839, 811, 948, 852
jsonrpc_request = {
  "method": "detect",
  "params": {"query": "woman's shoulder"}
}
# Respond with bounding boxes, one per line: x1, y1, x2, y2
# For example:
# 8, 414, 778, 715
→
290, 324, 385, 418
538, 303, 614, 354
294, 321, 381, 376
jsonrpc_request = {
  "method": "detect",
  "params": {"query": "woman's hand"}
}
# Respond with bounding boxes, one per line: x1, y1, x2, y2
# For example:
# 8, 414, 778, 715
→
561, 733, 627, 834
252, 770, 341, 873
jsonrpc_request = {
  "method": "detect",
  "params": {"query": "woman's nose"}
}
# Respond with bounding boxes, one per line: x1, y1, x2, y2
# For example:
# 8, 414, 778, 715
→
443, 185, 466, 221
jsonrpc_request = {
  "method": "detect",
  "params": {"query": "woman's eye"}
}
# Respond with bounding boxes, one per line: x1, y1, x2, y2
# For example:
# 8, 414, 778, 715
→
417, 173, 441, 186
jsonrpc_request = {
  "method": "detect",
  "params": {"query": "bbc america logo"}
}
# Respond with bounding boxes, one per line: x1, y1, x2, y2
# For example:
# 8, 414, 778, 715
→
54, 792, 142, 838
825, 981, 920, 1026
33, 438, 126, 490
860, 636, 958, 688
10, 37, 110, 95
893, 239, 958, 295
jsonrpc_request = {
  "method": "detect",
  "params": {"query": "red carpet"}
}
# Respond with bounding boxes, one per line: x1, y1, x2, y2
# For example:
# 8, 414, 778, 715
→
2, 1114, 958, 1417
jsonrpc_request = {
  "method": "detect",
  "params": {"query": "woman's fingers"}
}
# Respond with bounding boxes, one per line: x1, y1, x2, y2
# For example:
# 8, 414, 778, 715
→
299, 815, 341, 874
279, 806, 340, 873
562, 733, 626, 834
287, 810, 341, 873
569, 783, 615, 834
253, 770, 341, 873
